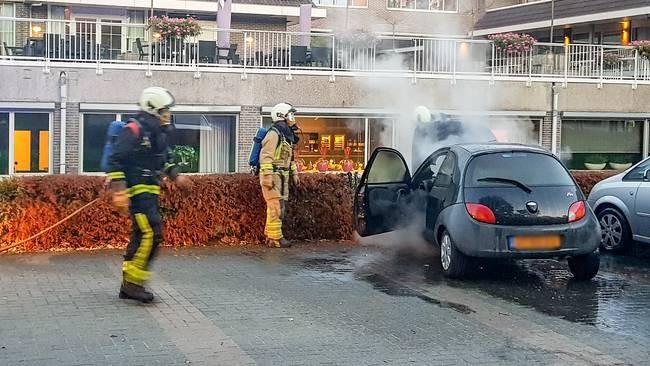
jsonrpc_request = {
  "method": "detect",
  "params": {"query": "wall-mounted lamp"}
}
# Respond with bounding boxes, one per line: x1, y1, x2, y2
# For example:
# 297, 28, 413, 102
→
621, 20, 631, 45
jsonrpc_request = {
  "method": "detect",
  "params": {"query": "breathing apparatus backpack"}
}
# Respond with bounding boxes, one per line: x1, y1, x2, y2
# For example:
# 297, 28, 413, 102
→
249, 126, 284, 175
100, 119, 142, 172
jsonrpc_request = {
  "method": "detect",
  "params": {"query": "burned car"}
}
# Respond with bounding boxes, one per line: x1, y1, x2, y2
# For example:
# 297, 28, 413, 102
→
354, 144, 601, 280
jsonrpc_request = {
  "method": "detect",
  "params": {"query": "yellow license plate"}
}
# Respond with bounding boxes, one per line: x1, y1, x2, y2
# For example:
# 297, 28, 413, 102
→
510, 236, 561, 250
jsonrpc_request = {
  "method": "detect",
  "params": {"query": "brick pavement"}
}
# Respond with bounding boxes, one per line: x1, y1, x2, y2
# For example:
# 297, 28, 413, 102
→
0, 245, 647, 366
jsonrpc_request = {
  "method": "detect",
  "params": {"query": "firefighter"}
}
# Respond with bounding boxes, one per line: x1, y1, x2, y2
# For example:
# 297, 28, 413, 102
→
108, 86, 189, 303
260, 102, 300, 248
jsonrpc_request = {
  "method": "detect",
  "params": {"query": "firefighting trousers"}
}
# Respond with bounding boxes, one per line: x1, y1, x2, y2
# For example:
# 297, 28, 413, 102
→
123, 194, 162, 286
264, 198, 287, 240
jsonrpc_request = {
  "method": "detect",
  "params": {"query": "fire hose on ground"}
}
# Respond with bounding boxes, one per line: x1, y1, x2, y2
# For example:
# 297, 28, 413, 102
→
0, 198, 101, 254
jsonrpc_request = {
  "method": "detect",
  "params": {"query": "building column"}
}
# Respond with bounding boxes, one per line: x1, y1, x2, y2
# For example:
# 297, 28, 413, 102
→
238, 105, 262, 173
541, 111, 562, 156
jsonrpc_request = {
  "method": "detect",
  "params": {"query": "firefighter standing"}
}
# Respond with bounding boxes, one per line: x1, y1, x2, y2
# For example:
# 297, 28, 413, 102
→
260, 103, 300, 248
108, 86, 189, 303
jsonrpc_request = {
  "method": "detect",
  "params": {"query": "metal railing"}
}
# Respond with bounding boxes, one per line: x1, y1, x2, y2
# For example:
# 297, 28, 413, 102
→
0, 16, 648, 86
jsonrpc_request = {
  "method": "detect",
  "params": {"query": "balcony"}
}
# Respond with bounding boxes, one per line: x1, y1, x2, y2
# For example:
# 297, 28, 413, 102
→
0, 17, 649, 87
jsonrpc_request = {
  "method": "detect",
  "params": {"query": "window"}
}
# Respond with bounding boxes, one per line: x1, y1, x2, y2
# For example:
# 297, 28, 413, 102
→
387, 0, 457, 12
369, 118, 394, 158
465, 152, 574, 188
312, 0, 368, 7
126, 10, 146, 52
101, 20, 122, 59
0, 113, 8, 175
412, 151, 446, 188
263, 116, 367, 173
624, 159, 650, 181
81, 113, 237, 174
561, 119, 644, 170
14, 113, 50, 173
171, 114, 237, 173
433, 153, 455, 187
0, 2, 15, 47
368, 150, 407, 184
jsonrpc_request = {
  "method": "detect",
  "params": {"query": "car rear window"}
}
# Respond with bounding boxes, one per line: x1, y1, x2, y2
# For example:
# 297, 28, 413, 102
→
465, 152, 575, 188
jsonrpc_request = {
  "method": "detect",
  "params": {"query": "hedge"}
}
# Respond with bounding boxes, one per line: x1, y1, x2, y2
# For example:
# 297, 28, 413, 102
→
0, 174, 354, 253
0, 170, 617, 253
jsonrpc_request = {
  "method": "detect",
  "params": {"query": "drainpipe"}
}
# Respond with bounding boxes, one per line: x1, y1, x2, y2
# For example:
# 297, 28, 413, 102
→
551, 82, 559, 156
59, 71, 67, 174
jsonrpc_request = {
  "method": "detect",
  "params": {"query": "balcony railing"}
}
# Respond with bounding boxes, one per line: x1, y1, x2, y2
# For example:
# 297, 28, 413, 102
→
0, 17, 648, 86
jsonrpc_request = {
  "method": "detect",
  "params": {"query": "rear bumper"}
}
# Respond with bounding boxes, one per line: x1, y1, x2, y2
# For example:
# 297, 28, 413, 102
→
443, 207, 601, 259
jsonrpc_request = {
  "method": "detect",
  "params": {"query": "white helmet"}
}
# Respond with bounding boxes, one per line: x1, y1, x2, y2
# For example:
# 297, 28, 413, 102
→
139, 87, 175, 118
414, 106, 432, 124
271, 102, 297, 122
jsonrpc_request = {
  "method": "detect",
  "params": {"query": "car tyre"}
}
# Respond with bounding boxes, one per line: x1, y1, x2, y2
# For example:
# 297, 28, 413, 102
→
568, 251, 600, 281
440, 230, 468, 279
597, 208, 631, 253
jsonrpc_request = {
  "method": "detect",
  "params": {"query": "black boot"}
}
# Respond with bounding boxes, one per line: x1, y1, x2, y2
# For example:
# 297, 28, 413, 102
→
266, 238, 292, 248
119, 281, 154, 303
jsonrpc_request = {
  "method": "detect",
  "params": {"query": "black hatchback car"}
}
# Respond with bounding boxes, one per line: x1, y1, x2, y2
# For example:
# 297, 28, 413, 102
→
354, 144, 601, 280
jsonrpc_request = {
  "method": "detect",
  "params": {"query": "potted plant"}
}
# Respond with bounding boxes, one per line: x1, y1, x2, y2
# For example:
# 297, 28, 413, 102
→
172, 145, 198, 173
609, 154, 634, 171
584, 154, 607, 170
632, 40, 650, 59
488, 33, 536, 55
148, 16, 202, 40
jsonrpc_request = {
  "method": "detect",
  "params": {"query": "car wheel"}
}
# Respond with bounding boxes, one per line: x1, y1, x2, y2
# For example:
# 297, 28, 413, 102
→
597, 208, 631, 252
440, 230, 468, 279
568, 251, 600, 281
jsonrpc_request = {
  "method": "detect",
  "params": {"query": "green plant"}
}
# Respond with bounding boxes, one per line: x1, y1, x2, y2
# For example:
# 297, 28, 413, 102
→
603, 53, 622, 67
609, 154, 634, 164
172, 145, 198, 173
584, 154, 608, 164
632, 40, 650, 59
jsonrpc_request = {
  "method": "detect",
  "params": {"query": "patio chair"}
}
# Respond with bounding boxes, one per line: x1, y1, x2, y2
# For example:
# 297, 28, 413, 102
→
217, 43, 238, 64
310, 47, 331, 68
291, 46, 308, 66
136, 38, 149, 61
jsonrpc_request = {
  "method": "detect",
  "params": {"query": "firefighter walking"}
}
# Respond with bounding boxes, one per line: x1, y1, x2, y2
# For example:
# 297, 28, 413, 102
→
108, 86, 189, 303
260, 103, 300, 248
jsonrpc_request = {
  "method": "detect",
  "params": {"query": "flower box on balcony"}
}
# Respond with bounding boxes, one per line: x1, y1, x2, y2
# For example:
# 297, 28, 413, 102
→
488, 33, 536, 55
632, 40, 650, 59
148, 16, 202, 40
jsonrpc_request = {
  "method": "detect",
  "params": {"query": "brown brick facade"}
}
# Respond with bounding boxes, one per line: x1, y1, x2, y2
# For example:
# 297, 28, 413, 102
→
237, 105, 262, 172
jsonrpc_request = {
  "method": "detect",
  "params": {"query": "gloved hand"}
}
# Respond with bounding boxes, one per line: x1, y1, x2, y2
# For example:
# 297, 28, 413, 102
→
175, 175, 192, 189
292, 174, 300, 187
112, 190, 129, 214
261, 174, 274, 189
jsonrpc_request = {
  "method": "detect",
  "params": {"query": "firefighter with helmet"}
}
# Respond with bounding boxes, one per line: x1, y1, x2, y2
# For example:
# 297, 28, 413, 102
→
108, 86, 189, 303
260, 102, 300, 248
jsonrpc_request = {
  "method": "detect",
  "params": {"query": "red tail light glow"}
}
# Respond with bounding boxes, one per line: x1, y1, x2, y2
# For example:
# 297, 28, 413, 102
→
466, 203, 497, 224
568, 201, 586, 223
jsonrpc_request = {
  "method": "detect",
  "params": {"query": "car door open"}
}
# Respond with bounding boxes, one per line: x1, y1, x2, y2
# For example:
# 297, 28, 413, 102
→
354, 148, 411, 237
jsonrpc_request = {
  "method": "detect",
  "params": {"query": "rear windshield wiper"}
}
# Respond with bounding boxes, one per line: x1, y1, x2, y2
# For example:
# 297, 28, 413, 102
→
477, 177, 532, 193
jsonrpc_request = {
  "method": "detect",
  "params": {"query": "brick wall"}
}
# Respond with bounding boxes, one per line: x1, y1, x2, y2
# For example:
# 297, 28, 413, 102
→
52, 102, 80, 174
541, 111, 561, 155
14, 3, 29, 47
230, 19, 287, 53
238, 105, 262, 172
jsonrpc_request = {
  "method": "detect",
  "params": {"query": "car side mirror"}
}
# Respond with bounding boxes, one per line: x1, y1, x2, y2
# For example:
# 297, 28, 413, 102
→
644, 169, 650, 181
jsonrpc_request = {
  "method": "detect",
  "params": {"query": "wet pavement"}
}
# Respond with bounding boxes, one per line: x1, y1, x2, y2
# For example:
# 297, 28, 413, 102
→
1, 242, 650, 365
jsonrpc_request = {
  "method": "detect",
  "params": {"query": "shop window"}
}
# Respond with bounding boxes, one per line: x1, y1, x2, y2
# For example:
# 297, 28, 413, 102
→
369, 118, 394, 154
0, 113, 8, 175
561, 119, 643, 170
14, 113, 49, 173
171, 114, 236, 173
82, 114, 116, 173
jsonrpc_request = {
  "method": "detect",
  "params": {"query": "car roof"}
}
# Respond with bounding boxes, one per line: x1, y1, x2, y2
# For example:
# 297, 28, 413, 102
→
452, 143, 549, 155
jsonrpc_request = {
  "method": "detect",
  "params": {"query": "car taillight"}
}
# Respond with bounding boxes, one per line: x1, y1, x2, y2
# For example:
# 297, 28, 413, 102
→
568, 201, 586, 223
466, 203, 497, 224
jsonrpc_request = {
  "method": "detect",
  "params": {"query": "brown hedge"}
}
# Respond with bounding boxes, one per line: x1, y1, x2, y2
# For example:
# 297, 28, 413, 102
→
0, 174, 354, 253
571, 170, 618, 196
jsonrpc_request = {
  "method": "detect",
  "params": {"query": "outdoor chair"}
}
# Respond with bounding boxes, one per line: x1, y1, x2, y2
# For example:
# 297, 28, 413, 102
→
291, 46, 308, 66
136, 38, 149, 61
198, 40, 216, 63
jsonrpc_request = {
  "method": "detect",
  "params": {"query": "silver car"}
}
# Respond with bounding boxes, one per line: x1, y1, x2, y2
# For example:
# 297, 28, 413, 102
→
588, 157, 650, 252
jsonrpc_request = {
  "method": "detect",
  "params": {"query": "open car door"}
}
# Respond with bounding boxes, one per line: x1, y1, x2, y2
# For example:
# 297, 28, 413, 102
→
354, 148, 412, 237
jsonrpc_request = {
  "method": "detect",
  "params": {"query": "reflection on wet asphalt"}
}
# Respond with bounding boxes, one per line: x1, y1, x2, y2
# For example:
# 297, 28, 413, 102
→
294, 244, 650, 340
